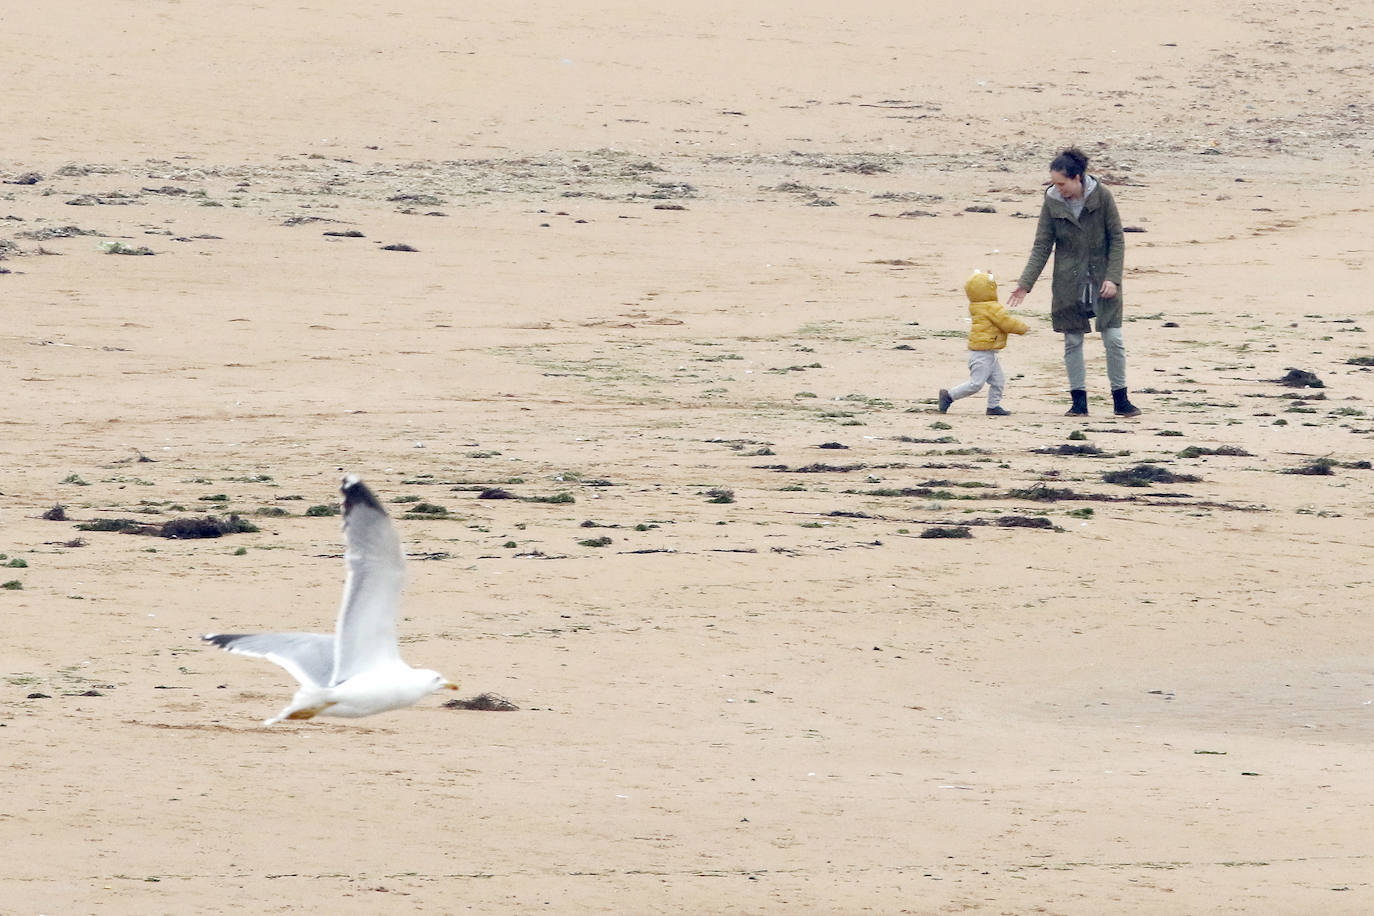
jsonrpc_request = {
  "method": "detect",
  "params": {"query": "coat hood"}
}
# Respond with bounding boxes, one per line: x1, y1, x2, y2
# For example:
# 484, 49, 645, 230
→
1046, 174, 1099, 208
965, 271, 998, 304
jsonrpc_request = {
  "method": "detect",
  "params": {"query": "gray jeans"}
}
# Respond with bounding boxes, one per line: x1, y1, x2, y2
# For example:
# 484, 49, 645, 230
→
1063, 326, 1127, 391
948, 350, 1006, 407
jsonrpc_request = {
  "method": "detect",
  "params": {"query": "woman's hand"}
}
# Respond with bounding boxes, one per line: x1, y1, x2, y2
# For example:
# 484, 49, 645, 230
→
1100, 279, 1118, 299
1007, 285, 1028, 308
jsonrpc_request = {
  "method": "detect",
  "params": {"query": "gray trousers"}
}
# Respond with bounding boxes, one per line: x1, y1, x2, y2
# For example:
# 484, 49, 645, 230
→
947, 350, 1006, 408
1063, 326, 1128, 391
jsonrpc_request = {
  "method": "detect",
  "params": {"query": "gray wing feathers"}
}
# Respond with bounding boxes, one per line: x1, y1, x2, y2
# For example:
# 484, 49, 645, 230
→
332, 475, 405, 684
202, 632, 335, 688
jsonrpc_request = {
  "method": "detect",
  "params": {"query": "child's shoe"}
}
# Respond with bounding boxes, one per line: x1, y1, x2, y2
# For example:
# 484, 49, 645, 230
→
986, 406, 1011, 416
937, 389, 952, 413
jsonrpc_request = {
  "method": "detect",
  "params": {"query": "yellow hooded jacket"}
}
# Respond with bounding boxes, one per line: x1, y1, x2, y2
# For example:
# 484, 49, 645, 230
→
964, 271, 1028, 351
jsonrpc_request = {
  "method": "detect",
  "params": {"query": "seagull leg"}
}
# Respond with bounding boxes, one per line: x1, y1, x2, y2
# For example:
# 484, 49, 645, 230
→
265, 701, 334, 725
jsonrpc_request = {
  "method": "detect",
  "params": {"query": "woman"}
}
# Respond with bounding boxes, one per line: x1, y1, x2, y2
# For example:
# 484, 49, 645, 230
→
1007, 147, 1140, 417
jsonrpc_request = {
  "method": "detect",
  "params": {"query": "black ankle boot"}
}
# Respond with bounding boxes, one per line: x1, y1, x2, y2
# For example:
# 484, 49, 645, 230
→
1065, 389, 1088, 416
1112, 387, 1141, 418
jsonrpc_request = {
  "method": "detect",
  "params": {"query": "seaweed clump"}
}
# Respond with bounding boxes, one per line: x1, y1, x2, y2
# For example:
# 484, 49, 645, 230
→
996, 516, 1056, 529
1176, 445, 1252, 459
919, 526, 972, 539
1275, 368, 1323, 388
75, 515, 259, 538
1101, 464, 1200, 487
445, 692, 520, 711
157, 515, 260, 538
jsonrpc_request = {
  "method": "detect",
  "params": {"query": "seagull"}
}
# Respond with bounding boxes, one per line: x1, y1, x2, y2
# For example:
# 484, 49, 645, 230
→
203, 473, 459, 724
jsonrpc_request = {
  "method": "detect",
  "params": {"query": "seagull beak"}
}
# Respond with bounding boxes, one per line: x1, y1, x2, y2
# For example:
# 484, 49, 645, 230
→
442, 681, 461, 691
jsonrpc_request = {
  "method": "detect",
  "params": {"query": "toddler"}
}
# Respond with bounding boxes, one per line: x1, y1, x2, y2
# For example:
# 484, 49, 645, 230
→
937, 271, 1029, 415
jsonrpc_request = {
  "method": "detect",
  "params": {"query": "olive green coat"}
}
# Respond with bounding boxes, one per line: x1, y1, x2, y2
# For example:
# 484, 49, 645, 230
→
1016, 178, 1125, 333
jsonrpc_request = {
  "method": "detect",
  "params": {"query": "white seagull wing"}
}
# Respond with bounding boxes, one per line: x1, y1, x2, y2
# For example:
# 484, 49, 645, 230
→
202, 632, 335, 688
332, 474, 406, 684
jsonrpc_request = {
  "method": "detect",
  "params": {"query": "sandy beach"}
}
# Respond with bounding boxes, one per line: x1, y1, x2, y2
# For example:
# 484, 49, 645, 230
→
3, 1, 1374, 912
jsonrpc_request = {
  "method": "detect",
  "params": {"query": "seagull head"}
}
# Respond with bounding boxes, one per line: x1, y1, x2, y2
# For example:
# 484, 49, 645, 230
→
418, 669, 461, 694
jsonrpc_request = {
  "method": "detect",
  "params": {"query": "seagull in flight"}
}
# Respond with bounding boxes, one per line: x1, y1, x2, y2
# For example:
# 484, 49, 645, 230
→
203, 474, 459, 724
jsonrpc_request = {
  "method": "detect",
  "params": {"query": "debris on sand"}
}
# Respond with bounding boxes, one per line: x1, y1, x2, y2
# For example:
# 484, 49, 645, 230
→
1282, 459, 1336, 476
444, 692, 519, 711
387, 193, 446, 207
111, 449, 157, 464
99, 241, 155, 256
523, 492, 575, 504
1031, 443, 1104, 456
1007, 484, 1081, 502
1274, 368, 1323, 388
1176, 445, 1252, 459
1101, 464, 1201, 487
381, 243, 418, 252
578, 536, 613, 547
478, 487, 517, 500
75, 518, 144, 532
153, 515, 261, 538
765, 463, 868, 473
858, 486, 951, 498
402, 503, 449, 518
995, 516, 1056, 529
41, 504, 68, 521
68, 192, 140, 206
16, 225, 99, 240
75, 515, 260, 538
920, 526, 971, 538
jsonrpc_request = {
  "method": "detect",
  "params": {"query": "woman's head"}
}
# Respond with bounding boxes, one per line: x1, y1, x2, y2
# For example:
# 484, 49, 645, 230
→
1049, 147, 1089, 199
1050, 147, 1088, 178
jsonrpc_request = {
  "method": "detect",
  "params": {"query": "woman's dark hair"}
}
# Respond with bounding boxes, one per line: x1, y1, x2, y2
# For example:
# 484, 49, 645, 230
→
1049, 147, 1089, 178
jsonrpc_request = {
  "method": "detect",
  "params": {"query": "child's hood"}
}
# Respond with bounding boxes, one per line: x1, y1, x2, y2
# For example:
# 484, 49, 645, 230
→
964, 270, 998, 304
